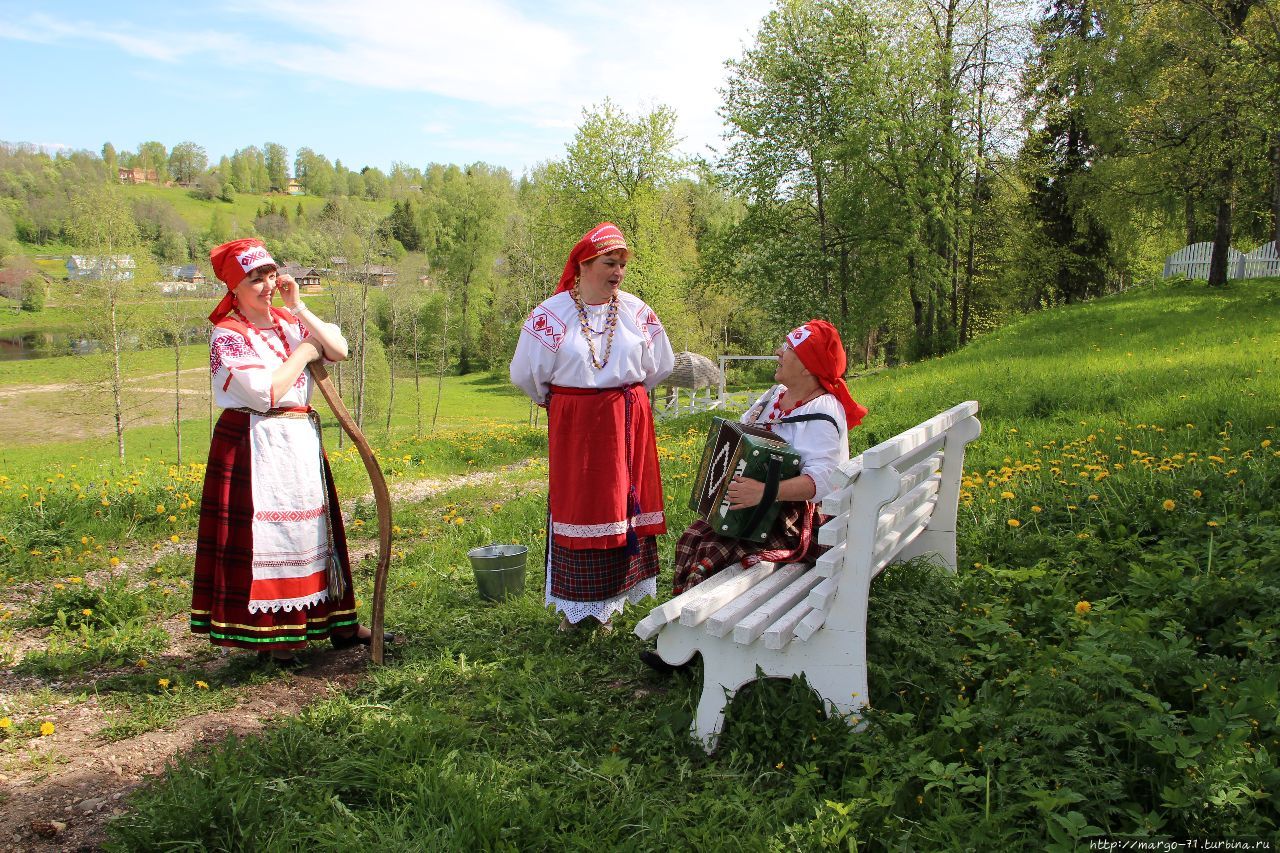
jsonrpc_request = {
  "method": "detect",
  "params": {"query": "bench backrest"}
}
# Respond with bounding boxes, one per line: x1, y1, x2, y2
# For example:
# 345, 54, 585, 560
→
810, 401, 981, 633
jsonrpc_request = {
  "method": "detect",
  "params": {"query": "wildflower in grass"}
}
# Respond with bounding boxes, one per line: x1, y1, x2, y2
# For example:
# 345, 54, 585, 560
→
101, 499, 110, 506
1076, 600, 1092, 615
1031, 505, 1042, 513
156, 504, 166, 514
170, 535, 180, 543
81, 608, 92, 616
1263, 440, 1272, 448
39, 721, 54, 736
1162, 499, 1176, 511
1088, 494, 1099, 501
168, 515, 177, 523
392, 525, 401, 534
80, 536, 89, 545
353, 519, 364, 527
109, 557, 120, 567
158, 678, 170, 689
1077, 532, 1090, 539
53, 582, 65, 590
1007, 519, 1021, 527
1193, 490, 1202, 498
1000, 491, 1014, 499
775, 761, 785, 770
1207, 521, 1219, 528
454, 517, 465, 526
0, 717, 11, 729
195, 680, 209, 690
136, 659, 148, 668
68, 576, 82, 584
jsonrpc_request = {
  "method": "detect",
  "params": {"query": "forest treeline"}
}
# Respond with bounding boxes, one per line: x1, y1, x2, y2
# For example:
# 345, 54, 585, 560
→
2, 0, 1278, 375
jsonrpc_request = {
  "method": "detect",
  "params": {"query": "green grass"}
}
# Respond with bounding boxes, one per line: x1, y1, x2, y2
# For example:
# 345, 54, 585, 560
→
95, 277, 1280, 849
116, 184, 395, 236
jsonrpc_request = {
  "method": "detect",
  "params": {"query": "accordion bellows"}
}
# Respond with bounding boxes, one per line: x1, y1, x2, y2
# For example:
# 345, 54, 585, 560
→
688, 418, 803, 541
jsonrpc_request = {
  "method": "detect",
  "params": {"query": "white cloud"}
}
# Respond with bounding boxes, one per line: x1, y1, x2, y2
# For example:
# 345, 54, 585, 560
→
0, 11, 222, 61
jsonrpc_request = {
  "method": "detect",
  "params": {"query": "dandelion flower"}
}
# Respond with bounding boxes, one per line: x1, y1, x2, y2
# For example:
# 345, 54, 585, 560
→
0, 717, 11, 729
1088, 494, 1099, 501
156, 504, 166, 514
1000, 491, 1014, 500
158, 678, 170, 689
80, 536, 89, 545
170, 535, 180, 543
1075, 600, 1092, 616
1192, 490, 1202, 498
81, 608, 92, 616
68, 576, 82, 584
1031, 505, 1042, 513
109, 556, 121, 567
1007, 519, 1021, 528
39, 721, 55, 737
775, 761, 785, 770
1207, 521, 1219, 528
1162, 499, 1176, 511
168, 515, 177, 523
195, 680, 209, 690
136, 659, 149, 668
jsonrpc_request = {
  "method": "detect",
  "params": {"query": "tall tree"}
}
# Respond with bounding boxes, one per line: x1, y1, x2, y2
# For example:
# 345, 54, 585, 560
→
167, 141, 208, 185
264, 142, 289, 192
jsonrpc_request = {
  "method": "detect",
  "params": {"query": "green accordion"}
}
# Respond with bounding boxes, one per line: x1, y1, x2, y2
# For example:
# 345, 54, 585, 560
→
688, 417, 804, 541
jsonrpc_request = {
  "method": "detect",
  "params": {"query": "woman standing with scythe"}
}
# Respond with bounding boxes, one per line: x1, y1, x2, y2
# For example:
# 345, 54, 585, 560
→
191, 238, 391, 665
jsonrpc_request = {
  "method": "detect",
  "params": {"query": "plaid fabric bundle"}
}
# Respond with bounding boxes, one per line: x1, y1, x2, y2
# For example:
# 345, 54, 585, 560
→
672, 502, 828, 595
190, 409, 358, 649
549, 535, 659, 601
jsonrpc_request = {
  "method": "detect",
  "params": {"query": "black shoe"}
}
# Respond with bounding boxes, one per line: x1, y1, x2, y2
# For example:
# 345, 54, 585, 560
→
258, 650, 304, 668
331, 630, 398, 650
639, 649, 691, 675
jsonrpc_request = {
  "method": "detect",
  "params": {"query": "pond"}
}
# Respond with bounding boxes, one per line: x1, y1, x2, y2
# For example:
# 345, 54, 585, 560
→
0, 327, 209, 361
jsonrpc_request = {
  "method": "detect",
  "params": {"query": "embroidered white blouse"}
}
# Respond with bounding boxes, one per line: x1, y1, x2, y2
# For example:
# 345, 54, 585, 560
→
209, 319, 347, 412
509, 290, 675, 402
741, 385, 851, 501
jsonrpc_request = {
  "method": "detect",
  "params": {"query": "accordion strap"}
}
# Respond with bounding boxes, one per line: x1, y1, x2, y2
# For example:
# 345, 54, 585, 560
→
777, 412, 840, 432
741, 454, 785, 541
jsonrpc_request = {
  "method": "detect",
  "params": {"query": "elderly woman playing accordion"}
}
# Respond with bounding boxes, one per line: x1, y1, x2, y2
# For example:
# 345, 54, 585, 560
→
510, 223, 675, 632
641, 319, 866, 672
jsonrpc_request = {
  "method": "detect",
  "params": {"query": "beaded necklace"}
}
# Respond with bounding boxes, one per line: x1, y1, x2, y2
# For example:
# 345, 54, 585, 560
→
570, 285, 619, 370
232, 307, 292, 363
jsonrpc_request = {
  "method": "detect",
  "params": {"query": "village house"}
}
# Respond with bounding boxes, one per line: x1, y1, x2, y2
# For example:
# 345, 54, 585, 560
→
352, 264, 398, 286
164, 264, 206, 285
66, 255, 136, 281
280, 263, 322, 292
118, 167, 159, 185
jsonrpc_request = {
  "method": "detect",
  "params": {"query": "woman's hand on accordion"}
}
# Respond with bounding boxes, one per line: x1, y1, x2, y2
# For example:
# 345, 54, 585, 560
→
727, 475, 766, 510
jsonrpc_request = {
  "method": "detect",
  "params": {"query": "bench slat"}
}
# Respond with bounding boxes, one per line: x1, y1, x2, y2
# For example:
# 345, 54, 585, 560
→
827, 457, 864, 490
813, 541, 845, 577
733, 567, 825, 645
861, 401, 978, 469
874, 473, 941, 540
763, 599, 813, 650
897, 452, 943, 496
679, 562, 778, 626
634, 561, 756, 639
821, 485, 853, 516
795, 607, 827, 641
817, 510, 850, 546
871, 497, 938, 571
706, 563, 809, 638
806, 574, 840, 610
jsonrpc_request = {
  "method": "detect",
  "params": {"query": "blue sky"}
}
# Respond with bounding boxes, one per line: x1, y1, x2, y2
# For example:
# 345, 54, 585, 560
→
0, 0, 776, 176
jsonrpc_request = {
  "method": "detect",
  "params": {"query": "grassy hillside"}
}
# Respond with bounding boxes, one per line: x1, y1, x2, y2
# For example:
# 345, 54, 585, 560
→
3, 278, 1275, 848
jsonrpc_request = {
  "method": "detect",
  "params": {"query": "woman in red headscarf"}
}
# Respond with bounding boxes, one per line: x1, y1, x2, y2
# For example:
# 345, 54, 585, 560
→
648, 320, 866, 669
510, 223, 675, 632
191, 238, 385, 665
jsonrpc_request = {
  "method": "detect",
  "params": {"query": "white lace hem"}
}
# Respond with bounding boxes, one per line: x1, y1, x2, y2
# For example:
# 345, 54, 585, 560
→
247, 589, 330, 614
545, 571, 658, 625
552, 511, 665, 539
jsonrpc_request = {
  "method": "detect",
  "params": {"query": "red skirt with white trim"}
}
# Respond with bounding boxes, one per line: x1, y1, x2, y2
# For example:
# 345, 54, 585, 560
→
547, 384, 666, 550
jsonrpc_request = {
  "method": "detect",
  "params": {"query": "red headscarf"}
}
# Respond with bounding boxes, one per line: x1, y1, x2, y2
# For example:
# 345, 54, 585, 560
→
785, 319, 868, 428
207, 238, 294, 333
556, 222, 629, 293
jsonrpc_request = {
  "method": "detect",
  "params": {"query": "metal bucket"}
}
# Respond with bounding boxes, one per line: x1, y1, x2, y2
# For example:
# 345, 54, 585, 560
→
467, 544, 528, 601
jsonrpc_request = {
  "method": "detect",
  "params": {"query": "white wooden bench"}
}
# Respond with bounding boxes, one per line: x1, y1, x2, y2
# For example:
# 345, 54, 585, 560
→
636, 401, 981, 751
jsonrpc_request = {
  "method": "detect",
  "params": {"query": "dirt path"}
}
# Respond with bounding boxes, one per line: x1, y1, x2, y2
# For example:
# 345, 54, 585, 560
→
0, 459, 544, 852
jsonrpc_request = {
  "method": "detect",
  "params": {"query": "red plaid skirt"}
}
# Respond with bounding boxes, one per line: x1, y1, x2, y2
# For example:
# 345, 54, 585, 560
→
549, 535, 659, 601
190, 409, 358, 650
672, 502, 828, 595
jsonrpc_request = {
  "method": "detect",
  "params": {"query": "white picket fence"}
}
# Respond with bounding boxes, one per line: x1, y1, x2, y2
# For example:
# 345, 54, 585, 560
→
1164, 241, 1278, 280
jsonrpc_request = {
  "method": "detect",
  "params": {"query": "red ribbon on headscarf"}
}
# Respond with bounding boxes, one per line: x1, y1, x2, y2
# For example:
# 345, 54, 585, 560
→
555, 223, 629, 293
206, 238, 294, 339
786, 319, 868, 428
